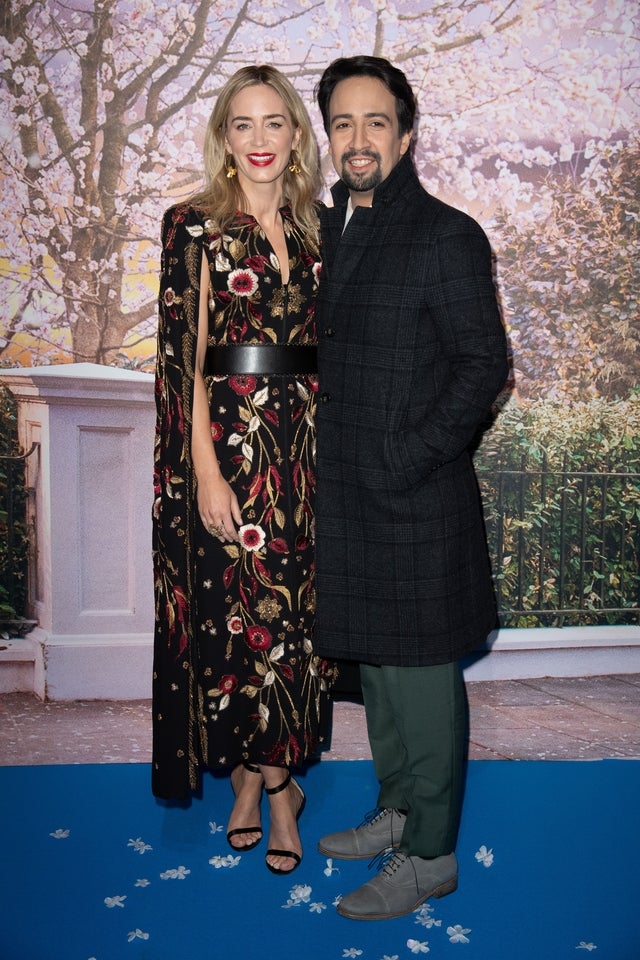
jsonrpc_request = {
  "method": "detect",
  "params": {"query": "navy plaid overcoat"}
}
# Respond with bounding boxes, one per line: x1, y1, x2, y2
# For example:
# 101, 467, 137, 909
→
315, 152, 509, 667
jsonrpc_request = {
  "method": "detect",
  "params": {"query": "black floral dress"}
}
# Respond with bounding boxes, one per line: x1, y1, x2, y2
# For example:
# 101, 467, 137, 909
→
152, 203, 335, 800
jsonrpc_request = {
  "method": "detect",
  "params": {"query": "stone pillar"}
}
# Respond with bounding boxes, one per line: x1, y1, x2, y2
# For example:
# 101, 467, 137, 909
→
1, 363, 155, 699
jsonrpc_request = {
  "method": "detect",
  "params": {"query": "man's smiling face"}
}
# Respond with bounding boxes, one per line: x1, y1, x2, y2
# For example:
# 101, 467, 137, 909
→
328, 74, 412, 205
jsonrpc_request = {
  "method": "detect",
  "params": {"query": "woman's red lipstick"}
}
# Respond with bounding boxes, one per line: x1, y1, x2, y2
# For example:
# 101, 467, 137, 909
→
247, 153, 275, 166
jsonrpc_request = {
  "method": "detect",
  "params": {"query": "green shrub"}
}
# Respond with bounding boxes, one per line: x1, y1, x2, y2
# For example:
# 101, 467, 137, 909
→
0, 385, 30, 632
475, 394, 640, 626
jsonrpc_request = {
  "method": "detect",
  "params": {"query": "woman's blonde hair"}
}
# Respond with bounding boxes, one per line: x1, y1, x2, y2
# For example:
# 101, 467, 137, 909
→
190, 65, 321, 249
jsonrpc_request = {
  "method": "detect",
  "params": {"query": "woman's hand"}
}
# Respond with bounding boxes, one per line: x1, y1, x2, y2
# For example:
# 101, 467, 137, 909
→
196, 469, 242, 543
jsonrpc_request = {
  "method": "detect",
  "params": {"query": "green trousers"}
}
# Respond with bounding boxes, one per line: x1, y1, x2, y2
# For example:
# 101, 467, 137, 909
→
359, 660, 467, 858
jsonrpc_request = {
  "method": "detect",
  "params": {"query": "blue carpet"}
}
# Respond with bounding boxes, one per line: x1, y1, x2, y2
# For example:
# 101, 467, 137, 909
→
1, 760, 637, 960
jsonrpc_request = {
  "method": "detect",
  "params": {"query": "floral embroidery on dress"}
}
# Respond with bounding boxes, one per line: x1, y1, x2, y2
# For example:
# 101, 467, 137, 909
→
152, 203, 336, 796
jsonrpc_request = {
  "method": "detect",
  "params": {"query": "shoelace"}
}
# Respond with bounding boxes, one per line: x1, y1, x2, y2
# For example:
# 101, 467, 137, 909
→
360, 806, 406, 828
359, 807, 391, 828
368, 848, 398, 873
367, 850, 421, 895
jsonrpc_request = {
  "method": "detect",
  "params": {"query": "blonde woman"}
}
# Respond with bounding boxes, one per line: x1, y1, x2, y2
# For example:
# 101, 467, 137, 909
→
152, 66, 335, 875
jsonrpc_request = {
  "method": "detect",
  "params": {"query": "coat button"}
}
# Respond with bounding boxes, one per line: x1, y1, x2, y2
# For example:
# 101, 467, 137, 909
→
320, 392, 331, 402
324, 327, 336, 337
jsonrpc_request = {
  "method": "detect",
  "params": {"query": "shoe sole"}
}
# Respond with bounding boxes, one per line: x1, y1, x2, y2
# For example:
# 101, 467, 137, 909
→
336, 875, 458, 920
317, 841, 395, 861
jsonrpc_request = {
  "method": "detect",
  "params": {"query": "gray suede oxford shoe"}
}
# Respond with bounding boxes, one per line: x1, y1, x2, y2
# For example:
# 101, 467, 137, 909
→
336, 850, 458, 920
318, 807, 407, 860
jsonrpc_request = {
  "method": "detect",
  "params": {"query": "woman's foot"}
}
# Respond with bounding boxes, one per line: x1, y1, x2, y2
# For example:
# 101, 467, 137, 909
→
263, 769, 306, 874
226, 761, 263, 851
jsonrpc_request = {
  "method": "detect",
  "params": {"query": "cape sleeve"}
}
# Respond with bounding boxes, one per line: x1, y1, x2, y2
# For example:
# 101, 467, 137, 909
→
151, 203, 205, 799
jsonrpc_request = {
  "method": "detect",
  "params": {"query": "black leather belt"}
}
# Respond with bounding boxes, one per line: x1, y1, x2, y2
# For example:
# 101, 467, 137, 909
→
204, 343, 317, 375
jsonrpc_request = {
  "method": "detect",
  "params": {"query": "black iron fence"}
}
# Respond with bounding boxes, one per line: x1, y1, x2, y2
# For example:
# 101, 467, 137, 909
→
477, 457, 640, 627
1, 442, 639, 630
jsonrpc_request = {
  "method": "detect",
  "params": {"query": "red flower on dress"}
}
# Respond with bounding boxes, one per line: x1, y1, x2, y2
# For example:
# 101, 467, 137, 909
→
229, 375, 257, 396
228, 268, 259, 297
239, 523, 266, 552
163, 288, 176, 306
219, 675, 238, 694
245, 625, 272, 651
210, 421, 223, 442
244, 255, 269, 273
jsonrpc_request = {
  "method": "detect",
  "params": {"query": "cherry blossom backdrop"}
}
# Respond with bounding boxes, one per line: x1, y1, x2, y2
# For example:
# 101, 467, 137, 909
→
0, 0, 636, 382
1, 0, 639, 624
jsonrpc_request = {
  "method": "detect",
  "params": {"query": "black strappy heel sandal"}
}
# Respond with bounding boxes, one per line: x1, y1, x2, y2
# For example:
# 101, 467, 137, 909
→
227, 761, 263, 852
264, 771, 306, 875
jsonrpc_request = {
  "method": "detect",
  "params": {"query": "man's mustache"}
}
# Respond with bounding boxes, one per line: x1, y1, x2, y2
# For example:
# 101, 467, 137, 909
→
341, 149, 382, 164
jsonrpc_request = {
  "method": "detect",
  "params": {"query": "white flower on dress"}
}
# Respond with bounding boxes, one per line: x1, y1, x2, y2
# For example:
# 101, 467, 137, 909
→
447, 925, 472, 944
128, 837, 152, 854
160, 865, 190, 879
475, 844, 494, 867
342, 951, 363, 959
309, 901, 327, 913
239, 523, 266, 552
407, 941, 430, 954
209, 821, 224, 835
576, 944, 598, 952
49, 828, 70, 839
104, 895, 127, 909
227, 268, 259, 297
134, 879, 150, 888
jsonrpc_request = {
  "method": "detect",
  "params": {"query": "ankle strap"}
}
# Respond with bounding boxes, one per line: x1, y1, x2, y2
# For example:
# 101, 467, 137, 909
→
265, 771, 291, 796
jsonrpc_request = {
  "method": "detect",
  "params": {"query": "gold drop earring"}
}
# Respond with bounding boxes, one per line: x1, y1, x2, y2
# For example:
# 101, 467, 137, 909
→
288, 151, 301, 175
225, 154, 237, 178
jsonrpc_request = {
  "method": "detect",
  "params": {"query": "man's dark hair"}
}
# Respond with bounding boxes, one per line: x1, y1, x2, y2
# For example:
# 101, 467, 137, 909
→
315, 55, 416, 137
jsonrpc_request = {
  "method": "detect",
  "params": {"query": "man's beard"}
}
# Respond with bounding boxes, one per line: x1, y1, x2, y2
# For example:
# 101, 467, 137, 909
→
340, 149, 383, 192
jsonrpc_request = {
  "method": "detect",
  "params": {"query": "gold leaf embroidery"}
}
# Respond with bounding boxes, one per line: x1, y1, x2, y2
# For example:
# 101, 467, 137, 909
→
228, 238, 245, 261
